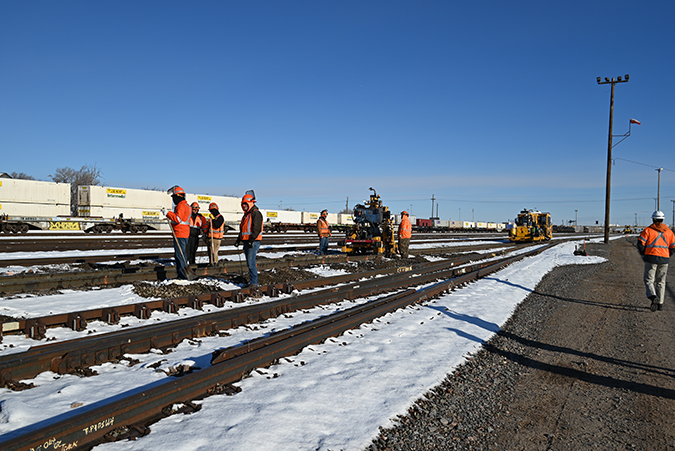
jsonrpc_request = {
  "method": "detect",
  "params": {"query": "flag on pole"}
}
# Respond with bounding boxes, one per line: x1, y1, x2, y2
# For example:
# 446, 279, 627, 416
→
630, 118, 641, 125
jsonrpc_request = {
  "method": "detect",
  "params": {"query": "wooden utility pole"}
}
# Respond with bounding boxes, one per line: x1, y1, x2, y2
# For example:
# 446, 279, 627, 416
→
597, 74, 629, 243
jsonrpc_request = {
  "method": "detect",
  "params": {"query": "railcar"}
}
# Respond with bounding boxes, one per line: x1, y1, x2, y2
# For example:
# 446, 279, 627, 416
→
508, 209, 552, 242
341, 188, 397, 255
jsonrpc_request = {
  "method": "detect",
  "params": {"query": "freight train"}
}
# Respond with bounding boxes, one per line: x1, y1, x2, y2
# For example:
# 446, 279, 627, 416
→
413, 218, 509, 233
0, 178, 354, 234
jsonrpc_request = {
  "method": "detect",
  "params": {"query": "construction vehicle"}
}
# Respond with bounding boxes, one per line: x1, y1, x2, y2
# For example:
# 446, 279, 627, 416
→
622, 225, 634, 235
508, 209, 552, 242
341, 188, 398, 255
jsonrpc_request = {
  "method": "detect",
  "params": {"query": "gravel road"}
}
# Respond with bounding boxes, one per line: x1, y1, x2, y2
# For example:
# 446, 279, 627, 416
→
366, 237, 675, 451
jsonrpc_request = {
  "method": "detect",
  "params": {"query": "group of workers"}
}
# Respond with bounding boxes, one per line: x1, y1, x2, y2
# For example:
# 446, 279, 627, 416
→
164, 186, 413, 285
167, 191, 675, 309
163, 187, 262, 286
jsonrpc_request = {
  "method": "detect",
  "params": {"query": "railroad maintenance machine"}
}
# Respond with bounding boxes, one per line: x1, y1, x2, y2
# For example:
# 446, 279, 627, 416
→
509, 208, 552, 242
341, 188, 398, 256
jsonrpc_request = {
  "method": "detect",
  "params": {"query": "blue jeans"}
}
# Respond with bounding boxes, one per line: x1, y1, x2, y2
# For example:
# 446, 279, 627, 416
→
319, 236, 329, 255
243, 240, 261, 286
173, 237, 189, 279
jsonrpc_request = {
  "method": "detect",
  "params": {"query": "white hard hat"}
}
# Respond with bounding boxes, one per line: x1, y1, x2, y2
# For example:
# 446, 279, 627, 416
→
652, 210, 665, 220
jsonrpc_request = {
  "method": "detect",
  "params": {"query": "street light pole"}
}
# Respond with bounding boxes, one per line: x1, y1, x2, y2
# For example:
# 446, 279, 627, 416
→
657, 168, 663, 211
597, 74, 629, 244
575, 209, 578, 231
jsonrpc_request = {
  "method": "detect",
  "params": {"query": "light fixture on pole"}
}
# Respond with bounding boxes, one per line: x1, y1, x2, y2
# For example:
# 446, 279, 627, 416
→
596, 74, 631, 244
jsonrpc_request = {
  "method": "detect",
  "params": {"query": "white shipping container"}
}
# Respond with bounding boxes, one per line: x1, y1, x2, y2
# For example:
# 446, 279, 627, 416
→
448, 220, 462, 229
476, 222, 488, 229
486, 222, 497, 229
433, 220, 449, 228
338, 214, 354, 225
185, 194, 240, 214
301, 211, 319, 223
0, 201, 70, 217
0, 178, 70, 205
463, 221, 476, 228
325, 213, 338, 224
78, 206, 164, 221
79, 186, 170, 210
259, 209, 302, 223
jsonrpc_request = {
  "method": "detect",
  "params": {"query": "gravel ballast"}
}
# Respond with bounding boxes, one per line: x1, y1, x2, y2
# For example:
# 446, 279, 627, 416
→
365, 237, 675, 450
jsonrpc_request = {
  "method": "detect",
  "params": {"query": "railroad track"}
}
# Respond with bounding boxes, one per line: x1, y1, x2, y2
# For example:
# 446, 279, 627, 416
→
0, 231, 507, 253
0, 242, 554, 451
0, 239, 512, 268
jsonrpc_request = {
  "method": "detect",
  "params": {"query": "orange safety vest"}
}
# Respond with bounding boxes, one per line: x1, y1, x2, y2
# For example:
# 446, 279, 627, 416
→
190, 214, 205, 230
317, 217, 331, 237
240, 211, 263, 241
167, 200, 191, 238
639, 224, 675, 259
399, 216, 412, 239
209, 214, 224, 239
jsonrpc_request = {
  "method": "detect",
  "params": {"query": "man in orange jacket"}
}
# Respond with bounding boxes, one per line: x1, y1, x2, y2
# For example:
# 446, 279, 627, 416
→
316, 209, 332, 255
235, 192, 263, 287
398, 211, 412, 258
163, 186, 191, 279
638, 210, 675, 311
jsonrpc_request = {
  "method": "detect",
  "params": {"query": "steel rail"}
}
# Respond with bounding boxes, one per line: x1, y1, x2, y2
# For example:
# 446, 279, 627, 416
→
0, 239, 511, 268
0, 241, 514, 295
0, 252, 390, 296
0, 242, 555, 451
0, 248, 514, 385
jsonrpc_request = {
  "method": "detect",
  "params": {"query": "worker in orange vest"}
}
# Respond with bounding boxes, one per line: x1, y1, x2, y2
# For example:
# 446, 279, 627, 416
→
162, 186, 191, 279
204, 202, 225, 264
317, 209, 332, 255
638, 210, 675, 311
398, 211, 412, 258
235, 192, 263, 287
187, 202, 206, 265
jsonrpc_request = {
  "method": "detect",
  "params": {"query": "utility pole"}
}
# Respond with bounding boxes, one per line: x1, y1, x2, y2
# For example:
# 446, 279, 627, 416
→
671, 200, 675, 230
597, 74, 629, 244
657, 168, 663, 211
430, 194, 436, 220
575, 209, 578, 231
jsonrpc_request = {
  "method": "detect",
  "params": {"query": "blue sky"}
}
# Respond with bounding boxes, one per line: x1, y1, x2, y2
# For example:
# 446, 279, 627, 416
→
1, 1, 673, 227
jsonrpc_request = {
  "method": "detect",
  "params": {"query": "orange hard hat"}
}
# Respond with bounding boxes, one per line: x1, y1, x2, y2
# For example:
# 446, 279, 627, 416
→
172, 186, 186, 196
191, 202, 199, 208
401, 211, 408, 216
242, 194, 255, 203
209, 202, 219, 210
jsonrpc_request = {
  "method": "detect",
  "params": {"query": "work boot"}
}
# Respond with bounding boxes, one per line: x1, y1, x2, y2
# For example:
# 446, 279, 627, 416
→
658, 303, 663, 311
650, 296, 658, 312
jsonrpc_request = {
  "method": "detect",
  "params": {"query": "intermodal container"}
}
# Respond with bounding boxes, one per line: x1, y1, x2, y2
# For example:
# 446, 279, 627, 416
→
0, 178, 70, 205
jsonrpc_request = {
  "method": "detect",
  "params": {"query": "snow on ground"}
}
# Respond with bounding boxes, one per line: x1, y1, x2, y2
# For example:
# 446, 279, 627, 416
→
0, 238, 610, 450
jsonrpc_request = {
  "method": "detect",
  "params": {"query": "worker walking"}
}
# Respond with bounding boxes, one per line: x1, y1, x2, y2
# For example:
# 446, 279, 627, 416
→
235, 191, 263, 287
204, 202, 224, 264
317, 209, 332, 255
638, 210, 675, 311
162, 186, 191, 280
187, 202, 206, 265
398, 211, 412, 258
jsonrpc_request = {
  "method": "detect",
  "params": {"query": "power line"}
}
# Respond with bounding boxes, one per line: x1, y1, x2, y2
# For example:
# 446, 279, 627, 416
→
614, 157, 675, 172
